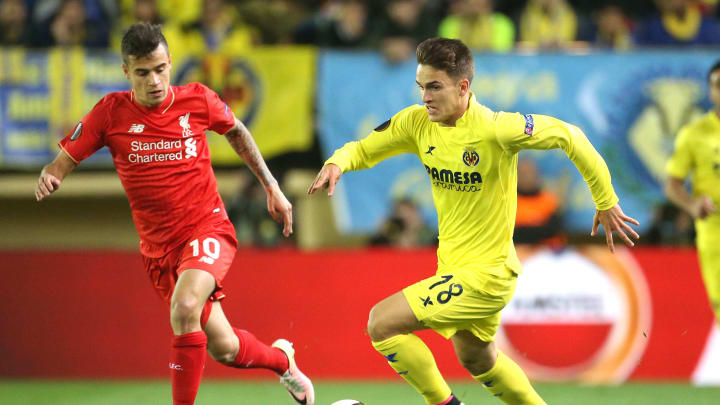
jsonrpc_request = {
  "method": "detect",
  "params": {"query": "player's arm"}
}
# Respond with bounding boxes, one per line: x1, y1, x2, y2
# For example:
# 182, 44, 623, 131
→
224, 117, 292, 236
308, 108, 418, 195
35, 149, 77, 201
37, 96, 108, 201
665, 177, 716, 219
664, 127, 717, 219
306, 131, 408, 196
496, 113, 639, 251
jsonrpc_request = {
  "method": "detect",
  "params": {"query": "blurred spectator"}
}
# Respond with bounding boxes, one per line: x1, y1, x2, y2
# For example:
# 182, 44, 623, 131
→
645, 201, 695, 245
517, 0, 584, 50
294, 0, 371, 48
591, 3, 633, 50
32, 0, 118, 26
368, 0, 440, 64
438, 0, 515, 52
118, 0, 201, 26
370, 198, 436, 248
698, 0, 718, 15
128, 0, 163, 24
29, 0, 112, 48
0, 0, 30, 45
163, 0, 257, 64
514, 159, 565, 246
239, 0, 307, 44
634, 0, 720, 46
111, 0, 164, 51
156, 0, 201, 25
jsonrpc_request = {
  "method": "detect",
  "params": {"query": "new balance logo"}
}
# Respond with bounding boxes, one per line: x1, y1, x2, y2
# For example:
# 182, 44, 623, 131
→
128, 124, 145, 133
425, 146, 435, 155
199, 256, 215, 265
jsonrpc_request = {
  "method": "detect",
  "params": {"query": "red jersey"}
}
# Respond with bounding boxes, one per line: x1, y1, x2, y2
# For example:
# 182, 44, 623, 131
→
59, 83, 237, 257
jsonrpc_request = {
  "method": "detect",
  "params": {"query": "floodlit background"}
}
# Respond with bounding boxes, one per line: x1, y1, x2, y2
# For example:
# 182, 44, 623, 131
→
2, 0, 720, 404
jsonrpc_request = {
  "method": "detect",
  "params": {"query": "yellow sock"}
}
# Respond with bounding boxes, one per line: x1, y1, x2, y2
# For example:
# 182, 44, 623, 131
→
372, 334, 452, 405
473, 351, 546, 405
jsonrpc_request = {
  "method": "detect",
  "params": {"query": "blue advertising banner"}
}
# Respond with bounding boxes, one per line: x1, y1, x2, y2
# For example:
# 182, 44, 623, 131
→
0, 48, 124, 168
318, 51, 718, 234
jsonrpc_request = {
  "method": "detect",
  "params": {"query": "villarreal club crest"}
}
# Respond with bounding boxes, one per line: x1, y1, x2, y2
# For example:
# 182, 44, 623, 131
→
462, 147, 479, 167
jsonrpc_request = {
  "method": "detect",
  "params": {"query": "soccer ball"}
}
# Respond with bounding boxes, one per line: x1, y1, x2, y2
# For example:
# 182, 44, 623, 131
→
330, 401, 364, 405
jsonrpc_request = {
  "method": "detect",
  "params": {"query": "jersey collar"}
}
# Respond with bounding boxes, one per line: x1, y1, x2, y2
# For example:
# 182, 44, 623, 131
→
453, 93, 478, 128
130, 86, 175, 114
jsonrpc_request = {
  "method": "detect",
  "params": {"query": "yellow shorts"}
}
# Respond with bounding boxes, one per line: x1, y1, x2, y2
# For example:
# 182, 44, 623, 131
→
403, 265, 517, 342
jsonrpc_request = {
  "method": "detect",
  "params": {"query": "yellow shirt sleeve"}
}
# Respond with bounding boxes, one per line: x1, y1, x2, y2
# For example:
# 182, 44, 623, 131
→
665, 127, 693, 180
325, 106, 420, 172
495, 112, 619, 210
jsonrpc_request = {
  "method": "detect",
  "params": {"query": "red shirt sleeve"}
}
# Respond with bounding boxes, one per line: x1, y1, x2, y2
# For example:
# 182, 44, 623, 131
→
58, 95, 110, 163
203, 85, 236, 135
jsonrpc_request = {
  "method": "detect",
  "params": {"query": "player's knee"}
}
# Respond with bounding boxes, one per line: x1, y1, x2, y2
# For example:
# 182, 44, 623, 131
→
367, 305, 395, 342
170, 294, 203, 324
207, 336, 238, 364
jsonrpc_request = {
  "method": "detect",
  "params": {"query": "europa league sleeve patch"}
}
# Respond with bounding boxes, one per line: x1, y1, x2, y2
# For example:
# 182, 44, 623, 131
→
523, 114, 534, 136
374, 119, 391, 132
70, 122, 83, 140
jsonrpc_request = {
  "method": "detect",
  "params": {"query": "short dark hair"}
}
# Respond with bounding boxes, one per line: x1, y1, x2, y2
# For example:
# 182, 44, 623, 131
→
709, 59, 720, 81
121, 22, 168, 65
416, 38, 474, 83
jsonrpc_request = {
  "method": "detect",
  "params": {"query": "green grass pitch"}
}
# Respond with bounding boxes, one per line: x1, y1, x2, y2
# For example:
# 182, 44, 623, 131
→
2, 380, 719, 404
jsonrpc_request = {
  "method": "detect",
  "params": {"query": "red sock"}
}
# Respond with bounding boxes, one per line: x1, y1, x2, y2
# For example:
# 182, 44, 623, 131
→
231, 328, 289, 374
170, 331, 207, 405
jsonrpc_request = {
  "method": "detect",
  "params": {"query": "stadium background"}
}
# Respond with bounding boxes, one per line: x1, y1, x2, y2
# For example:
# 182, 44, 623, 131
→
2, 0, 720, 404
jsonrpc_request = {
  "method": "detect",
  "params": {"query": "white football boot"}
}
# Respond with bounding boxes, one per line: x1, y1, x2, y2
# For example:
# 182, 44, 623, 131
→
272, 339, 315, 405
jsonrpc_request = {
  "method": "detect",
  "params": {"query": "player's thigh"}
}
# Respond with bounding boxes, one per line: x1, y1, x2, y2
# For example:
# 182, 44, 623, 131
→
172, 269, 217, 306
368, 291, 426, 341
204, 301, 239, 361
403, 268, 516, 340
176, 223, 238, 301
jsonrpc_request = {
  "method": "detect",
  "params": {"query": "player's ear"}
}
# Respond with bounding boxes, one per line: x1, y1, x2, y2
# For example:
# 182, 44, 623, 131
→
458, 78, 469, 97
122, 63, 129, 79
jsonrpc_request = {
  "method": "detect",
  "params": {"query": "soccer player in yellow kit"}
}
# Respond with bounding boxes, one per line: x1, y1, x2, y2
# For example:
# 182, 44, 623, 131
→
308, 38, 639, 405
666, 60, 720, 326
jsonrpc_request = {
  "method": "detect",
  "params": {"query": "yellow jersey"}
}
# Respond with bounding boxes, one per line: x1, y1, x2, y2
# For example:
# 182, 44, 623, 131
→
326, 95, 618, 275
666, 110, 720, 232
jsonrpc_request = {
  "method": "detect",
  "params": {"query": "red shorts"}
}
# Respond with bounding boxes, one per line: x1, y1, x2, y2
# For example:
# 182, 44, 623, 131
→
143, 220, 238, 305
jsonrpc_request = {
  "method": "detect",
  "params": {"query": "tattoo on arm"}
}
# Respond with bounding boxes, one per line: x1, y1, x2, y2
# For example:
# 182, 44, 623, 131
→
224, 119, 276, 187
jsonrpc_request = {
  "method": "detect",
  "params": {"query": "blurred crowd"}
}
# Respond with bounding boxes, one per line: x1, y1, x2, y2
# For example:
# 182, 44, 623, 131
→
3, 0, 720, 55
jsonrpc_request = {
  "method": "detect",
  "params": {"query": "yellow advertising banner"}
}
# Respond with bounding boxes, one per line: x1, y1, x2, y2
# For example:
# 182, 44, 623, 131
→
171, 46, 316, 163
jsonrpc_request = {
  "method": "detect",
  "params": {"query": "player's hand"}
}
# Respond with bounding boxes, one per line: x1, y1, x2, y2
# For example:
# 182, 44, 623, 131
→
690, 195, 717, 219
35, 168, 62, 201
307, 164, 342, 196
591, 204, 640, 253
265, 182, 293, 237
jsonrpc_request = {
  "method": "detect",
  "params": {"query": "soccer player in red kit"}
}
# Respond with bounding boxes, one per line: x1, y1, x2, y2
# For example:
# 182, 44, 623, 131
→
34, 23, 314, 405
